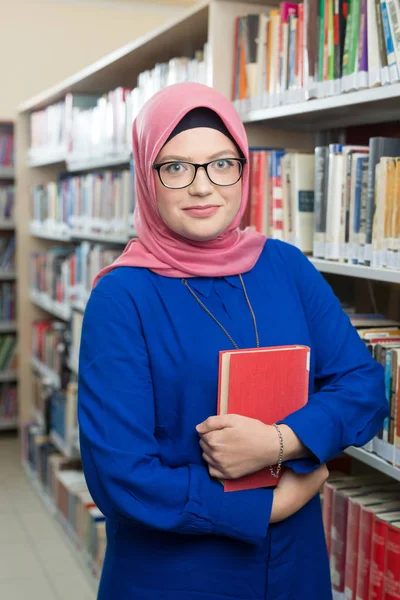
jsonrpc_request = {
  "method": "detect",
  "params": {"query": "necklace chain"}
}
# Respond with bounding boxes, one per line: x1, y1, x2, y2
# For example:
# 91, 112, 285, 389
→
181, 274, 259, 350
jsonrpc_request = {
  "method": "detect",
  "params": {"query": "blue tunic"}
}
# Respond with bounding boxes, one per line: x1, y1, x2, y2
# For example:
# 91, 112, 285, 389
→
78, 239, 388, 600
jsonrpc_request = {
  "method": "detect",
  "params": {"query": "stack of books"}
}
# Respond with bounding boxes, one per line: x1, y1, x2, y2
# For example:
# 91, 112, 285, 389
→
322, 471, 400, 599
0, 129, 14, 168
243, 137, 400, 271
30, 244, 121, 310
0, 385, 17, 419
32, 320, 68, 380
232, 2, 400, 112
31, 166, 135, 239
22, 423, 105, 579
0, 236, 15, 272
29, 44, 209, 163
0, 185, 14, 221
0, 282, 16, 321
0, 334, 17, 372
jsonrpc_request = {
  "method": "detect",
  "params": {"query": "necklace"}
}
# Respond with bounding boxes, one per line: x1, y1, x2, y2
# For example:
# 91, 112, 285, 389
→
181, 274, 259, 350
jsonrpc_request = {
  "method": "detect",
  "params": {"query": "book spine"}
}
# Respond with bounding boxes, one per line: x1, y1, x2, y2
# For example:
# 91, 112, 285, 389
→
370, 517, 387, 600
358, 0, 369, 76
319, 0, 326, 80
330, 491, 349, 593
328, 0, 336, 78
314, 147, 329, 257
381, 0, 397, 68
344, 500, 360, 599
355, 508, 374, 600
383, 524, 400, 598
342, 0, 354, 75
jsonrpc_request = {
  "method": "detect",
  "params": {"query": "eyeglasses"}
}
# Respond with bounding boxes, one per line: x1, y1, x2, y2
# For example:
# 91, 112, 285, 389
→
153, 158, 246, 189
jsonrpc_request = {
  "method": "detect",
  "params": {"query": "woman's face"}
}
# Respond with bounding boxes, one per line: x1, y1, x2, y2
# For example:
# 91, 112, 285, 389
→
153, 127, 242, 242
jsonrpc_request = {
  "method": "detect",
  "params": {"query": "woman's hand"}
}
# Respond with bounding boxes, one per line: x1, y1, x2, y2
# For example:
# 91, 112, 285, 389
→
196, 414, 281, 480
270, 465, 329, 523
196, 414, 308, 480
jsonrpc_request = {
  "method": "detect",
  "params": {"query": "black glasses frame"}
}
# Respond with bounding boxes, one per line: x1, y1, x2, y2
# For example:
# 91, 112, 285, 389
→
152, 157, 247, 189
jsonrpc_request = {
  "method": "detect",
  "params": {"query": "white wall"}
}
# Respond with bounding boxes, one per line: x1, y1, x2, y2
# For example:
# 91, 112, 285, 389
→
1, 0, 185, 119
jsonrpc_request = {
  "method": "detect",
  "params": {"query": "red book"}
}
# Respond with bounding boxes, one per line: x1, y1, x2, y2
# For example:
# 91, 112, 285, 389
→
369, 511, 400, 600
357, 503, 400, 600
217, 344, 310, 492
383, 521, 400, 599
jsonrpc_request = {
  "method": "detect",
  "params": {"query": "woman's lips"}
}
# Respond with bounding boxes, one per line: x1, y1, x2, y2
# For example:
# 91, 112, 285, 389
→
183, 205, 221, 218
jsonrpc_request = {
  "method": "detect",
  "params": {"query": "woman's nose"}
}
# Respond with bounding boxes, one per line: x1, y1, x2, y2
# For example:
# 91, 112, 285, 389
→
189, 166, 213, 195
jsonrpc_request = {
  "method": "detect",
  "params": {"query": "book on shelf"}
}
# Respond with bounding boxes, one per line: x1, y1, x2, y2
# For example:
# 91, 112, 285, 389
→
29, 45, 209, 163
31, 165, 135, 239
32, 320, 69, 385
30, 244, 121, 310
0, 282, 16, 321
231, 0, 400, 110
0, 236, 15, 272
0, 384, 17, 420
50, 381, 78, 452
0, 128, 14, 168
321, 472, 400, 598
0, 185, 14, 221
217, 344, 310, 491
22, 423, 106, 577
350, 323, 400, 462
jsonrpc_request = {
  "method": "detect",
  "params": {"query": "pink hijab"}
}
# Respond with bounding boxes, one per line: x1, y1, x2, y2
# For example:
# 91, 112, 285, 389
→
94, 82, 266, 284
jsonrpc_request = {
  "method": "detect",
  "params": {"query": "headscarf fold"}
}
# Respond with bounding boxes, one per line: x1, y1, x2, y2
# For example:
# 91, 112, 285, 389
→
93, 82, 266, 285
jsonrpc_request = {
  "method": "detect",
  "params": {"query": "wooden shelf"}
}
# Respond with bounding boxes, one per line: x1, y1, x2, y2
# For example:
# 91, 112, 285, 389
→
23, 460, 99, 591
241, 82, 400, 131
30, 290, 71, 321
72, 300, 87, 313
0, 417, 18, 430
0, 221, 15, 230
0, 321, 17, 333
67, 149, 131, 172
0, 271, 16, 281
27, 146, 66, 168
31, 356, 60, 389
29, 222, 71, 242
0, 371, 18, 383
345, 446, 400, 482
309, 258, 400, 284
0, 166, 14, 179
70, 231, 129, 245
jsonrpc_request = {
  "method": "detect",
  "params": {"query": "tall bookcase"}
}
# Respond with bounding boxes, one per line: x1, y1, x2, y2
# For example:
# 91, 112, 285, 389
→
15, 0, 400, 589
0, 121, 18, 431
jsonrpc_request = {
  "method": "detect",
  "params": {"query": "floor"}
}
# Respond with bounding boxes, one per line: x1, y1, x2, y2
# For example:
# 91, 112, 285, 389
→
0, 433, 97, 600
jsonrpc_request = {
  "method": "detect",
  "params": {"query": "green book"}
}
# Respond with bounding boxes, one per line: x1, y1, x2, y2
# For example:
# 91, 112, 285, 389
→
328, 0, 335, 79
348, 0, 361, 74
342, 0, 353, 75
319, 0, 326, 81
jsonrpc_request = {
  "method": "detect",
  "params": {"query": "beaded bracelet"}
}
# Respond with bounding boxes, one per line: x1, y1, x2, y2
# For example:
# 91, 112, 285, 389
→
269, 423, 284, 479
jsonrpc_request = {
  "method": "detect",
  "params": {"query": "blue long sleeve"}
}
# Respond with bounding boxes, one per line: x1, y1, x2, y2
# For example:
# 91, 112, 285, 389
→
279, 244, 388, 472
78, 284, 273, 547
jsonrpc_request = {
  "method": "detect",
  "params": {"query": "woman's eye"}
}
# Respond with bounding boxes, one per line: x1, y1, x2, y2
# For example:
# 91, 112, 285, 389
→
214, 160, 233, 169
166, 163, 185, 174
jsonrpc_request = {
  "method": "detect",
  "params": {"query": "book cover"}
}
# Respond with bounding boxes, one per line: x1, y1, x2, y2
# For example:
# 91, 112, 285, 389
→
217, 344, 310, 492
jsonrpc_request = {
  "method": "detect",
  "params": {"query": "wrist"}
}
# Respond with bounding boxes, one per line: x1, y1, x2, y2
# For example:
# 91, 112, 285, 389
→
279, 424, 308, 461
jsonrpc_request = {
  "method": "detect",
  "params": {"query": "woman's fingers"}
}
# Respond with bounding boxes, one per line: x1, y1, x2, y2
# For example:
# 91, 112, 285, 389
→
208, 466, 224, 479
202, 452, 218, 468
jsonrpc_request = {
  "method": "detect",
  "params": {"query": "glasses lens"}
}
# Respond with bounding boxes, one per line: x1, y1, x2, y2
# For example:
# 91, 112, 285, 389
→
159, 162, 196, 188
207, 159, 242, 186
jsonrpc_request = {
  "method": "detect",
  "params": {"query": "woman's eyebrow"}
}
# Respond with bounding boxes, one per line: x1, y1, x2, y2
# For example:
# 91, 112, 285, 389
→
158, 149, 238, 163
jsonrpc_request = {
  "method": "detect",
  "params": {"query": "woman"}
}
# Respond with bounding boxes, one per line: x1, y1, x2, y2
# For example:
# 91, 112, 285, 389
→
78, 82, 388, 600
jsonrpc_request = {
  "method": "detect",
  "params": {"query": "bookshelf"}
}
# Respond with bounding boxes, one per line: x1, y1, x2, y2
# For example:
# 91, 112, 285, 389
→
14, 0, 400, 588
0, 121, 18, 431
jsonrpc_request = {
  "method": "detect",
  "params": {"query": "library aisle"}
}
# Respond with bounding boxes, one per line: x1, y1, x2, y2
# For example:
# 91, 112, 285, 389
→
0, 434, 95, 600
